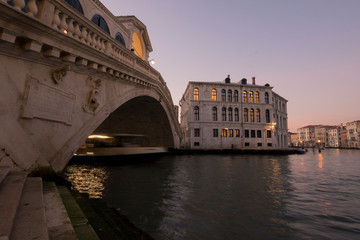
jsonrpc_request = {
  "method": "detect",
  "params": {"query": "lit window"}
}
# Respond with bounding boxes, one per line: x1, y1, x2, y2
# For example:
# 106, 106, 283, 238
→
228, 108, 233, 121
249, 91, 254, 103
255, 91, 260, 103
229, 129, 233, 137
243, 91, 247, 103
235, 129, 240, 137
212, 89, 217, 101
221, 89, 226, 101
256, 109, 260, 122
234, 90, 239, 102
222, 129, 227, 137
212, 107, 217, 121
194, 88, 199, 101
244, 108, 248, 122
250, 108, 254, 122
222, 107, 226, 121
228, 90, 232, 102
194, 106, 199, 121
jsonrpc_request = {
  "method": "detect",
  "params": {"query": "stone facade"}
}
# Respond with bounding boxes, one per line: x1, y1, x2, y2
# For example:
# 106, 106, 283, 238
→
346, 120, 360, 148
179, 76, 288, 150
0, 0, 181, 173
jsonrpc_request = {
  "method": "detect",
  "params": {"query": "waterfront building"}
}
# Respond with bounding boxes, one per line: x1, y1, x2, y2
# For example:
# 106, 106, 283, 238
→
340, 126, 348, 148
327, 126, 341, 148
297, 125, 319, 147
346, 120, 360, 148
179, 76, 288, 150
288, 132, 298, 147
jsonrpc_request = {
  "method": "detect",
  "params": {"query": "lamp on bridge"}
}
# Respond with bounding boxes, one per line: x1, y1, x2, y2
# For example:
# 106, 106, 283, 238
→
150, 59, 155, 65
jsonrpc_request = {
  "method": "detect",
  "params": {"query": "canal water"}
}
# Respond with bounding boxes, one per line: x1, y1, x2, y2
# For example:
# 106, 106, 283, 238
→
64, 149, 360, 240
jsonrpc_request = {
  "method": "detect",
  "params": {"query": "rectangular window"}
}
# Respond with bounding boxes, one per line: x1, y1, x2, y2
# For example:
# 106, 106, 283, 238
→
213, 129, 218, 137
244, 130, 249, 138
194, 142, 200, 146
235, 129, 240, 137
257, 130, 262, 138
267, 143, 272, 147
229, 129, 233, 137
251, 130, 256, 138
257, 143, 262, 147
222, 129, 227, 137
194, 128, 200, 137
267, 130, 272, 138
245, 142, 250, 146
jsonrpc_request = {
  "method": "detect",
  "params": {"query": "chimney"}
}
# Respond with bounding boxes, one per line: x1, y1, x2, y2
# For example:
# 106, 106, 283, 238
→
252, 77, 256, 85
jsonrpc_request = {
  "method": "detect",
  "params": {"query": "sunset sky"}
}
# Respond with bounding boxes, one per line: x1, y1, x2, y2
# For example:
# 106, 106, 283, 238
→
101, 0, 360, 132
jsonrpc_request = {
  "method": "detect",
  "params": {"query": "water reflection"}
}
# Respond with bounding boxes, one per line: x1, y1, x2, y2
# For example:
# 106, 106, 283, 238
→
318, 153, 324, 169
64, 164, 108, 198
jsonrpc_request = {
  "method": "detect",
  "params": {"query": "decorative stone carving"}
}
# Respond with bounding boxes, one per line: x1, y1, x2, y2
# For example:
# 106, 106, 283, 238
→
83, 77, 102, 114
21, 75, 75, 125
51, 66, 70, 84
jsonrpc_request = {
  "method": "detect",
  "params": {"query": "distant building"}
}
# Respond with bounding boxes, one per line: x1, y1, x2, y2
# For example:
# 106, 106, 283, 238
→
179, 76, 288, 150
346, 120, 360, 148
340, 126, 348, 148
297, 125, 319, 147
288, 132, 298, 147
327, 126, 341, 148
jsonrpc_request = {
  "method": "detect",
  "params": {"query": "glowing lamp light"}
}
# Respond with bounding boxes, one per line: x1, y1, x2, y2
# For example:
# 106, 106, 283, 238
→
88, 135, 113, 139
150, 59, 156, 65
64, 30, 68, 34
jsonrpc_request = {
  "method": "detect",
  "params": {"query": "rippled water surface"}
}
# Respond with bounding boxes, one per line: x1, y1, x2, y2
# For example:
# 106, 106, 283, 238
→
64, 149, 360, 240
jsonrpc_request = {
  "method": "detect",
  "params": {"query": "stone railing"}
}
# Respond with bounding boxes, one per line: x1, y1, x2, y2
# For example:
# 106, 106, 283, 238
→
0, 0, 174, 108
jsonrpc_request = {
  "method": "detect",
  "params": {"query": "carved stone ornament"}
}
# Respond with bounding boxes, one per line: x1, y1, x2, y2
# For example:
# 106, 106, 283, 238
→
52, 65, 70, 84
83, 76, 102, 114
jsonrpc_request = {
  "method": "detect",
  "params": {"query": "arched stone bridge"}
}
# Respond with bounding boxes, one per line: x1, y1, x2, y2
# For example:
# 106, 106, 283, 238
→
0, 0, 181, 173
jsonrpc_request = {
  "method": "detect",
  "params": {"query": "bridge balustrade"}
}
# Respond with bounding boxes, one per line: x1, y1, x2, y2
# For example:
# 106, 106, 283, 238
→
1, 0, 173, 106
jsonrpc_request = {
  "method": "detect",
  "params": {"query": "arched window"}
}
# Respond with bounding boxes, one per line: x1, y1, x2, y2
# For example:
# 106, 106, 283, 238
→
266, 109, 270, 123
212, 107, 217, 121
194, 106, 199, 121
221, 89, 226, 102
228, 90, 232, 102
249, 91, 254, 103
222, 107, 226, 121
228, 107, 233, 121
250, 108, 254, 122
194, 88, 199, 101
243, 91, 247, 103
91, 14, 110, 34
212, 89, 217, 101
265, 92, 269, 104
244, 108, 248, 122
234, 108, 239, 121
256, 109, 260, 122
255, 91, 260, 103
65, 0, 84, 14
234, 90, 239, 102
115, 32, 125, 46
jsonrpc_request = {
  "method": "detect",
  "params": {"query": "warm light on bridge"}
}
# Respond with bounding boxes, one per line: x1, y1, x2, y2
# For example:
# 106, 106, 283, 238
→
88, 135, 113, 139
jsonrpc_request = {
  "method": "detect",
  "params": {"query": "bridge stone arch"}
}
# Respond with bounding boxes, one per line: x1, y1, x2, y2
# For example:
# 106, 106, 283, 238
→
0, 0, 181, 175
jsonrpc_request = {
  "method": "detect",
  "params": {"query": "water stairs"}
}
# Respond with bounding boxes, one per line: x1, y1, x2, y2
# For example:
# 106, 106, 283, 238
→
0, 163, 153, 239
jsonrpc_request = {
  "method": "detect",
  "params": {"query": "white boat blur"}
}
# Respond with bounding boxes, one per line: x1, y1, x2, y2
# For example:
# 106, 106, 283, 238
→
74, 134, 167, 157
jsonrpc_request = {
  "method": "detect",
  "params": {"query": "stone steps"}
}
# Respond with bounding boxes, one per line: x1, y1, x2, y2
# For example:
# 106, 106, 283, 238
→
0, 169, 99, 240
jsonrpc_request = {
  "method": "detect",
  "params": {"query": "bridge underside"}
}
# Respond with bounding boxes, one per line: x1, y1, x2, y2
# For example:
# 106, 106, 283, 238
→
94, 96, 174, 148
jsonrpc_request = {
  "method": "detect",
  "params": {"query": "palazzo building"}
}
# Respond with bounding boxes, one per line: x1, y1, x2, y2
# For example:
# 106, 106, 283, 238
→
179, 76, 288, 150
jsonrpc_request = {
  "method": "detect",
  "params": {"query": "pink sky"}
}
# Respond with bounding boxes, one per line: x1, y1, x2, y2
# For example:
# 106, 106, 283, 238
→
101, 0, 360, 132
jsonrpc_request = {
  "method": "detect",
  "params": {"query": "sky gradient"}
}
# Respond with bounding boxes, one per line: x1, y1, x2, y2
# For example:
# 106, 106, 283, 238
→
101, 0, 360, 132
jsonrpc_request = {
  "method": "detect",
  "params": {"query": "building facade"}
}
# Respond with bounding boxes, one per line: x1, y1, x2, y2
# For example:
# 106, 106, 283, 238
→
297, 125, 318, 147
327, 126, 341, 148
346, 120, 360, 148
179, 76, 288, 150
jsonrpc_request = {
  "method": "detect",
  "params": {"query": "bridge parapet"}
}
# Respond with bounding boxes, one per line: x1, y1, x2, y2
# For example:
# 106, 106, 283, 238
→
0, 0, 172, 106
